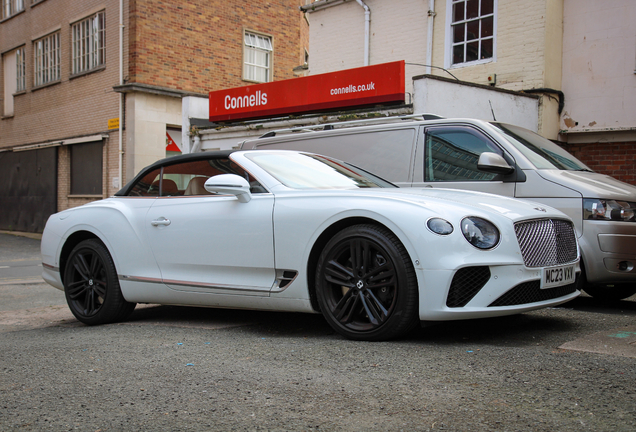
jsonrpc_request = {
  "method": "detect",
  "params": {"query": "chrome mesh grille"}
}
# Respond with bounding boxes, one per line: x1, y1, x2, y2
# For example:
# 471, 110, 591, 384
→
514, 219, 578, 267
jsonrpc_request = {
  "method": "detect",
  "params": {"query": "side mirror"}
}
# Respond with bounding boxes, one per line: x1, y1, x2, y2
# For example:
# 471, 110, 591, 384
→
477, 152, 515, 175
204, 174, 252, 203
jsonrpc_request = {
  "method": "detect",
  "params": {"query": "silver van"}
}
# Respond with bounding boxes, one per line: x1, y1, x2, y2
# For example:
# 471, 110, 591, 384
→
241, 115, 636, 301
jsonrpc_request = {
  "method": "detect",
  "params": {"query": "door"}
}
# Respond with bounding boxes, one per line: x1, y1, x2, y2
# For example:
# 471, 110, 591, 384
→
146, 194, 275, 295
415, 125, 516, 197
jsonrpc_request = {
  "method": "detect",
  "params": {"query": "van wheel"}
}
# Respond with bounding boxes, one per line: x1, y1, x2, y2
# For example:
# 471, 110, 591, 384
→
315, 224, 419, 341
583, 284, 636, 302
63, 239, 136, 325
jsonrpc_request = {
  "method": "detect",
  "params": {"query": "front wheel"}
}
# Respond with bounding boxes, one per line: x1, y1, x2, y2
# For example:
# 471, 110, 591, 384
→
315, 224, 419, 341
63, 239, 136, 325
583, 284, 636, 302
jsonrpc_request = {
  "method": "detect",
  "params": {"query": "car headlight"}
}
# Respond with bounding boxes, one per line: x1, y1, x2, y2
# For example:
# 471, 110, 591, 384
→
461, 217, 500, 249
584, 199, 636, 222
427, 218, 453, 235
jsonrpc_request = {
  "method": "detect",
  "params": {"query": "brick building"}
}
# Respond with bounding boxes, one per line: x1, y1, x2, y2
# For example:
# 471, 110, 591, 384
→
0, 0, 308, 232
300, 0, 636, 185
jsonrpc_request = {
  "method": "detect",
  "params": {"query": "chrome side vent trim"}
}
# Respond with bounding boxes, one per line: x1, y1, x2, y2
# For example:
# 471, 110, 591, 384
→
271, 269, 299, 292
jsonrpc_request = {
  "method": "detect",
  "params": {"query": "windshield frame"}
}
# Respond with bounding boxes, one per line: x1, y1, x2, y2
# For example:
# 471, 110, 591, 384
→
490, 123, 592, 172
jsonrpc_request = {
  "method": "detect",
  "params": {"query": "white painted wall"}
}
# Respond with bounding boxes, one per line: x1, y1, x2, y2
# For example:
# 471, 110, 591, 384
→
413, 76, 539, 131
305, 0, 429, 99
126, 93, 182, 179
560, 0, 636, 137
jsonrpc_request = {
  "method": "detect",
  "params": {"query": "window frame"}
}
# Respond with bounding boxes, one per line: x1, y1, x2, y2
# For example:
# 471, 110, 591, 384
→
33, 31, 61, 87
243, 30, 273, 83
423, 125, 505, 182
445, 0, 497, 69
16, 46, 26, 92
71, 10, 106, 76
1, 0, 24, 20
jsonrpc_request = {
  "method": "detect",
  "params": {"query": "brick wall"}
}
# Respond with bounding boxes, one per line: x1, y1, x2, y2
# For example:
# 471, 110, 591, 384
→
129, 0, 307, 93
565, 142, 636, 186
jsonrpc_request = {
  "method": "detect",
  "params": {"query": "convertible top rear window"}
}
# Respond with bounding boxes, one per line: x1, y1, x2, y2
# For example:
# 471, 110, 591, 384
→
247, 152, 395, 189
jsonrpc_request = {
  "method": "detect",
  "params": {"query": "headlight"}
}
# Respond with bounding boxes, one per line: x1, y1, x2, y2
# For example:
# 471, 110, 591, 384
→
427, 218, 453, 235
584, 199, 636, 222
461, 217, 500, 249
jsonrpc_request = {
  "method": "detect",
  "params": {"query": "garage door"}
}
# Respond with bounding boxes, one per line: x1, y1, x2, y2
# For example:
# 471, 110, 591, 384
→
0, 147, 57, 233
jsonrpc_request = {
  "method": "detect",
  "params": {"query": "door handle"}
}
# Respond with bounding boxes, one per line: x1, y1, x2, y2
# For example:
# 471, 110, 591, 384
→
151, 217, 171, 227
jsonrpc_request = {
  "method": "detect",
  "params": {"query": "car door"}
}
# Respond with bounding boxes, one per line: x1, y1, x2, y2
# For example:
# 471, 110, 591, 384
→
143, 159, 276, 296
414, 125, 516, 197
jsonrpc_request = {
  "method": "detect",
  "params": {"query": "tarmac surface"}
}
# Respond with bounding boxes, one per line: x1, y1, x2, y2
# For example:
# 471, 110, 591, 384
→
1, 231, 635, 431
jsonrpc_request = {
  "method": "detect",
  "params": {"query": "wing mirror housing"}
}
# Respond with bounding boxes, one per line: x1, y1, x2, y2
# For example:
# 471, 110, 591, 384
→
204, 174, 252, 203
477, 152, 515, 175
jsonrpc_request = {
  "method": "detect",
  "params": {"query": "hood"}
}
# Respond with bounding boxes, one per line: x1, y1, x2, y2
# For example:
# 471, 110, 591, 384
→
362, 187, 567, 221
536, 170, 636, 201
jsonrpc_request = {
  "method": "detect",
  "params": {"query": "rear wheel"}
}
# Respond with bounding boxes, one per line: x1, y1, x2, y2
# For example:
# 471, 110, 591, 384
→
315, 224, 419, 341
63, 239, 136, 325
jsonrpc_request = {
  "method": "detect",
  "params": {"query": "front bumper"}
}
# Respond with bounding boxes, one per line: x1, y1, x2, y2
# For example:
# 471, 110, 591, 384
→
417, 262, 580, 321
580, 220, 636, 285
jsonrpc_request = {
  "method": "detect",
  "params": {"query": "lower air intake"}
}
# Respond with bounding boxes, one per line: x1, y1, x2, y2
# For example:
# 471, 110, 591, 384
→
447, 266, 491, 308
489, 278, 578, 307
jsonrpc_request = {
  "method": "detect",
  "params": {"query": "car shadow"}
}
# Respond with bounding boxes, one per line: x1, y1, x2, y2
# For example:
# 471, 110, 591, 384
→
123, 304, 580, 346
557, 294, 636, 315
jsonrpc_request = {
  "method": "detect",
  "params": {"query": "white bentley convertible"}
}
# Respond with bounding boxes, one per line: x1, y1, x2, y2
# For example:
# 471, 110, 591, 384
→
42, 150, 580, 340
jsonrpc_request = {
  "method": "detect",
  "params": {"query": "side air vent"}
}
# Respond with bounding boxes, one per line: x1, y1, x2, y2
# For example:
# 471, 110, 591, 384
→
272, 270, 299, 292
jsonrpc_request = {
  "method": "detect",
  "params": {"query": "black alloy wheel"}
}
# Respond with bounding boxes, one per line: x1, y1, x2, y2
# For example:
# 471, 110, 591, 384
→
64, 239, 136, 325
315, 224, 419, 341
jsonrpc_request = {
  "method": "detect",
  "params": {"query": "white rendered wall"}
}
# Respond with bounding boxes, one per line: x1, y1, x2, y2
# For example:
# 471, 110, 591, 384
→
560, 0, 636, 138
126, 93, 182, 179
413, 77, 539, 132
305, 0, 428, 99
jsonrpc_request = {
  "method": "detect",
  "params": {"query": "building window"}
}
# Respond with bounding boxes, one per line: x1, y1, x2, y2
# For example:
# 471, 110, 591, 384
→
2, 0, 24, 19
244, 32, 272, 83
34, 32, 60, 86
72, 11, 106, 75
16, 46, 25, 92
70, 142, 103, 195
2, 46, 24, 116
448, 0, 495, 67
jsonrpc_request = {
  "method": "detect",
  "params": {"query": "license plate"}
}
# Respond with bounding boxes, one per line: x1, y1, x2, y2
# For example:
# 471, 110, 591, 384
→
541, 264, 576, 289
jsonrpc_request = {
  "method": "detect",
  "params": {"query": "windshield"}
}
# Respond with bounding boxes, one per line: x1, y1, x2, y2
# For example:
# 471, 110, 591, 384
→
246, 152, 396, 189
491, 123, 592, 171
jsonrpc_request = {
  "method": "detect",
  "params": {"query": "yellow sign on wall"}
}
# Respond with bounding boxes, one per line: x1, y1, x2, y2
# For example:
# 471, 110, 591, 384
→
108, 118, 120, 130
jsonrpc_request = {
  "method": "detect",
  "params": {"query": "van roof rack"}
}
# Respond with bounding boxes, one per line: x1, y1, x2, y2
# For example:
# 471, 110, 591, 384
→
257, 113, 445, 138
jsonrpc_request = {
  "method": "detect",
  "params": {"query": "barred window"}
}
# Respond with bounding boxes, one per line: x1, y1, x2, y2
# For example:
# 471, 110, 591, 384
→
449, 0, 495, 66
244, 32, 272, 83
72, 11, 106, 74
16, 47, 25, 92
34, 32, 60, 86
2, 0, 24, 19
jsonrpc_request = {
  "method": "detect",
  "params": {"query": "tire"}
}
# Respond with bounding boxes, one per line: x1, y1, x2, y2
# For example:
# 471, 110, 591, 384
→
63, 239, 136, 325
578, 262, 636, 301
315, 224, 419, 341
582, 284, 636, 302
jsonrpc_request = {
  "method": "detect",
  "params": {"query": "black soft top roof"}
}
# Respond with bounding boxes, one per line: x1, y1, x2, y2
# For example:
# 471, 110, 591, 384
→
115, 150, 236, 196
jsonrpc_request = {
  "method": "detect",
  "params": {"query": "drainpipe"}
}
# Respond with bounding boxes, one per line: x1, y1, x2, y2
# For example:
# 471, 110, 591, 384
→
426, 0, 435, 74
118, 0, 124, 189
355, 0, 370, 66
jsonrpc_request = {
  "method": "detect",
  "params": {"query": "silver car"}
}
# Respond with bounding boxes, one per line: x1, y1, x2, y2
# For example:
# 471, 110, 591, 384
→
241, 115, 636, 301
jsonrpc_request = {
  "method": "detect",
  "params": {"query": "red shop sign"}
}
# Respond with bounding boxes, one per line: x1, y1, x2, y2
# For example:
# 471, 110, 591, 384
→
209, 61, 405, 122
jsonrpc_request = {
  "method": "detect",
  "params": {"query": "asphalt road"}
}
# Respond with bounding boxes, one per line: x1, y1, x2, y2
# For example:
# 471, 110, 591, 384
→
1, 231, 635, 431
